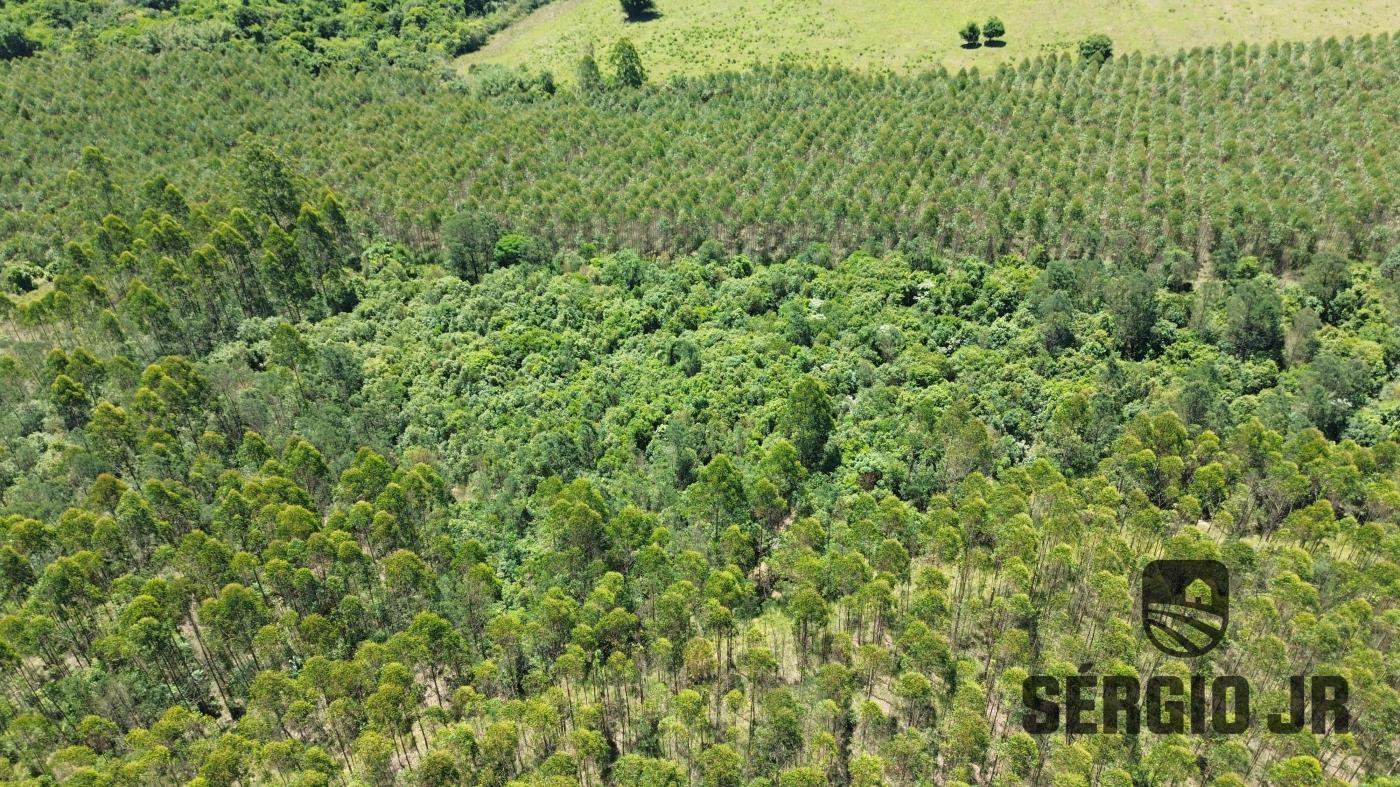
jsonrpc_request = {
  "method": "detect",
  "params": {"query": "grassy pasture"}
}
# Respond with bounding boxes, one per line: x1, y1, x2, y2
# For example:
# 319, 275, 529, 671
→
459, 0, 1400, 81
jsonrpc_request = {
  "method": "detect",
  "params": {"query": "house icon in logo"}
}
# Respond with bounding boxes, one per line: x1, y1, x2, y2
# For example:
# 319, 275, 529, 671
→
1142, 560, 1229, 657
1185, 578, 1212, 607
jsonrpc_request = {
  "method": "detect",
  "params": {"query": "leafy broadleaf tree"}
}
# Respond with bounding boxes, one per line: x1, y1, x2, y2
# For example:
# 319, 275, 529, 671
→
782, 376, 835, 470
442, 207, 502, 283
1106, 271, 1159, 360
983, 17, 1005, 43
1224, 277, 1283, 358
609, 38, 647, 88
1079, 33, 1113, 62
959, 21, 981, 47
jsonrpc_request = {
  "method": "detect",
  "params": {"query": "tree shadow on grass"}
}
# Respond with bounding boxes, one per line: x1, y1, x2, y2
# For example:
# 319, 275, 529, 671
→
960, 42, 982, 50
624, 9, 662, 22
985, 39, 1006, 48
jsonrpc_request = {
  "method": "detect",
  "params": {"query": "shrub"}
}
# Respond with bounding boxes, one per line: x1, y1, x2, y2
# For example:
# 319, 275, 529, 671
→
959, 21, 980, 47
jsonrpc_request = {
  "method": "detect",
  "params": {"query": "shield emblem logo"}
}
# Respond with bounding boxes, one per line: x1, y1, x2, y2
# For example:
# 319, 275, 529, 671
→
1142, 559, 1229, 657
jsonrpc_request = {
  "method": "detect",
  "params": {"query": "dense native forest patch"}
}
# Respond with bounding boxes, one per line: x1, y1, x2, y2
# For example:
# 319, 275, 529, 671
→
0, 0, 555, 69
2, 22, 1400, 787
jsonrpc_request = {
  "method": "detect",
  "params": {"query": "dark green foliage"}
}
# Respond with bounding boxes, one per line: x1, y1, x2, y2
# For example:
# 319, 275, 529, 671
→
1299, 350, 1376, 439
1225, 276, 1284, 358
1079, 33, 1113, 61
782, 376, 835, 470
959, 21, 980, 47
983, 16, 1005, 42
609, 37, 647, 87
1037, 289, 1076, 351
0, 0, 554, 67
0, 22, 38, 61
1303, 251, 1351, 320
1, 262, 43, 294
442, 207, 503, 282
1382, 243, 1400, 280
621, 0, 657, 21
1105, 270, 1159, 359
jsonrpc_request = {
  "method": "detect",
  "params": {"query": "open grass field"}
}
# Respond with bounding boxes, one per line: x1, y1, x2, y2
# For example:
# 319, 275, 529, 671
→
458, 0, 1400, 81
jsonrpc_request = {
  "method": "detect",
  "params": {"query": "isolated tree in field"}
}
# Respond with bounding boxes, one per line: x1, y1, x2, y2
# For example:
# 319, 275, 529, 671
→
609, 38, 646, 87
983, 17, 1005, 43
620, 0, 656, 21
959, 21, 981, 47
1079, 34, 1113, 62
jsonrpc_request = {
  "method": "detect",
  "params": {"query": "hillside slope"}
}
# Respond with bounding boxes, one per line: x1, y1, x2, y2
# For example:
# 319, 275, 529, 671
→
6, 37, 1400, 271
2, 32, 1400, 787
3, 134, 1400, 785
460, 0, 1400, 81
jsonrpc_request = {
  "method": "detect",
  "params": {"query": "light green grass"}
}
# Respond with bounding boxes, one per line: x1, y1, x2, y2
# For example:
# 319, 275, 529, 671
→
458, 0, 1400, 82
